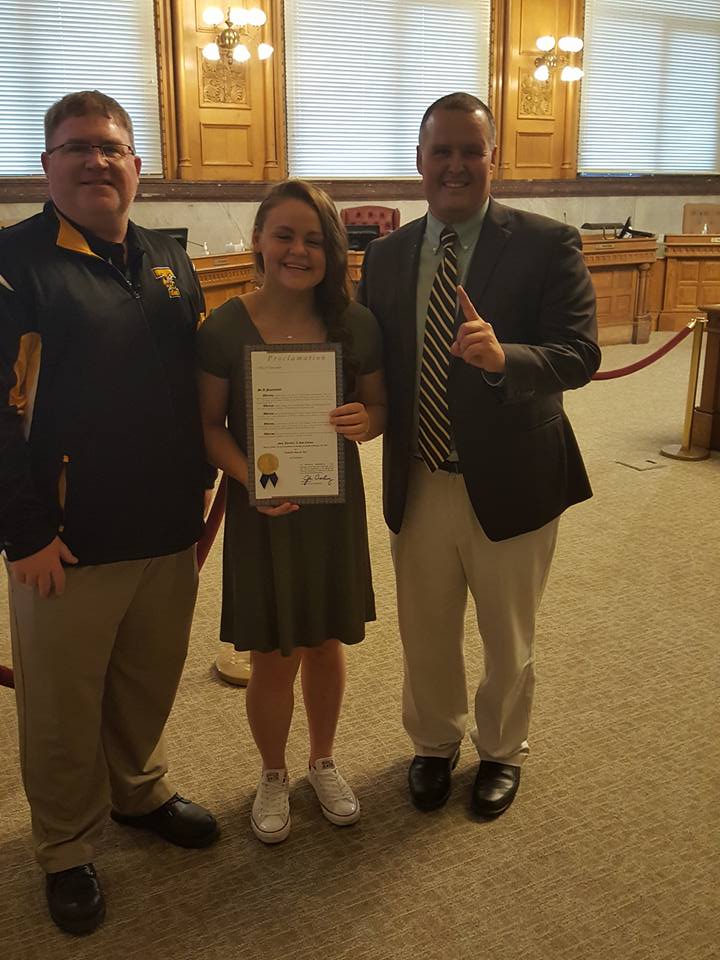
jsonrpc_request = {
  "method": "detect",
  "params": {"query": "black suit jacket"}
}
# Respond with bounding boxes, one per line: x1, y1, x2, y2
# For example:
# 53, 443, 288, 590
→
357, 198, 601, 541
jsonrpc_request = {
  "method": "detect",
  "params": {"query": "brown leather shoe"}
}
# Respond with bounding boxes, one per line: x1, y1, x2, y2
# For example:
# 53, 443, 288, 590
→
46, 863, 105, 935
471, 761, 521, 818
111, 794, 219, 848
408, 748, 460, 810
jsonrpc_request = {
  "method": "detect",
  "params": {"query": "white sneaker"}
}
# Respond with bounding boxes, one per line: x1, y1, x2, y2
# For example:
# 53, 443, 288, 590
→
308, 758, 361, 826
251, 769, 290, 843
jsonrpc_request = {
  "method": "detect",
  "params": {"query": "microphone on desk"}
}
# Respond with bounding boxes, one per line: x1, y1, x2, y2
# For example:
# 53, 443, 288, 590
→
187, 239, 211, 255
618, 217, 655, 239
581, 218, 655, 239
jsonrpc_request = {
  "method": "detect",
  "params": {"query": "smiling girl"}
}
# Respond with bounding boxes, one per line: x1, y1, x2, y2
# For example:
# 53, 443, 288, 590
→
197, 180, 386, 843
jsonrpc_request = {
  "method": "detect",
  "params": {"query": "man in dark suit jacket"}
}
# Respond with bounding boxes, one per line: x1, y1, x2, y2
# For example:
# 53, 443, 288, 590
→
357, 93, 600, 818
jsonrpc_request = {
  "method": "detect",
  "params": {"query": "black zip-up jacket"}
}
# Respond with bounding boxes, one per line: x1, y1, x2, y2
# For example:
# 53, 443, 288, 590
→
0, 203, 208, 565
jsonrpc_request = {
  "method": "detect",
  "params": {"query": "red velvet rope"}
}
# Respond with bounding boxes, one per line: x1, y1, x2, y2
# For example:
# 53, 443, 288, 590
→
591, 324, 694, 380
1, 477, 229, 690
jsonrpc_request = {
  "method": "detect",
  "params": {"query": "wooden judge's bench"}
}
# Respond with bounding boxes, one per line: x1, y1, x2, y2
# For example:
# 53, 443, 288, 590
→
353, 242, 660, 347
0, 220, 706, 348
659, 235, 720, 330
191, 236, 717, 350
579, 235, 658, 345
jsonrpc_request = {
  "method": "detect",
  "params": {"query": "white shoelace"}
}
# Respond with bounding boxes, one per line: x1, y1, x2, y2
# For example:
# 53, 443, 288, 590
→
312, 766, 354, 803
255, 775, 288, 817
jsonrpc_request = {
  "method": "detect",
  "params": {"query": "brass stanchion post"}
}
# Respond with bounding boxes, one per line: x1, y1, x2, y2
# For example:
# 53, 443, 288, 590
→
661, 317, 710, 461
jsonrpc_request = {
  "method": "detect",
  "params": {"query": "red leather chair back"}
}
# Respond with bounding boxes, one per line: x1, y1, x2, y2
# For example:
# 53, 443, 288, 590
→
340, 205, 400, 236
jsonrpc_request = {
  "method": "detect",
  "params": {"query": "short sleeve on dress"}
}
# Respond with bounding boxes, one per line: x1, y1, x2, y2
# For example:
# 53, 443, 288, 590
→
196, 300, 239, 378
346, 302, 383, 376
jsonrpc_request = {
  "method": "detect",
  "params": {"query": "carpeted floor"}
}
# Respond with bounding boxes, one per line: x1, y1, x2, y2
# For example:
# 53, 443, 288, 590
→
1, 332, 718, 960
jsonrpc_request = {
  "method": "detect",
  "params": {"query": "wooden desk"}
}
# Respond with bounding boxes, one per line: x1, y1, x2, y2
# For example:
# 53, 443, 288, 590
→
351, 241, 659, 346
193, 252, 365, 310
580, 236, 658, 345
659, 235, 720, 330
348, 251, 364, 285
192, 252, 256, 311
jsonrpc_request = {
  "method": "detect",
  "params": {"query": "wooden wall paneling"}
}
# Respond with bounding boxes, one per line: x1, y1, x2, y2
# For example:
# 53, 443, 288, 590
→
170, 0, 193, 178
170, 0, 283, 181
494, 0, 512, 178
560, 0, 583, 176
517, 0, 564, 177
262, 0, 286, 180
490, 0, 509, 129
155, 0, 179, 179
195, 0, 264, 180
497, 0, 583, 180
499, 0, 561, 179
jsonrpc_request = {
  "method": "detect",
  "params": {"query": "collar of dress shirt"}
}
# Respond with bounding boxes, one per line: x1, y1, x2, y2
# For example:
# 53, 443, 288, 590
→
425, 197, 491, 254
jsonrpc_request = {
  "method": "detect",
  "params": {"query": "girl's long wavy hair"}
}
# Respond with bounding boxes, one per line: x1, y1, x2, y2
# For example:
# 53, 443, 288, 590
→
252, 179, 358, 390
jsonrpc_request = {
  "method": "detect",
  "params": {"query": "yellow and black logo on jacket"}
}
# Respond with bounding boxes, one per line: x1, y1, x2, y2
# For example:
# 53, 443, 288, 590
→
152, 267, 182, 298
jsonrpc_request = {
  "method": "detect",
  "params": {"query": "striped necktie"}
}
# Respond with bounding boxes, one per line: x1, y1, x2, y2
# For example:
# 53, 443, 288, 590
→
418, 226, 458, 471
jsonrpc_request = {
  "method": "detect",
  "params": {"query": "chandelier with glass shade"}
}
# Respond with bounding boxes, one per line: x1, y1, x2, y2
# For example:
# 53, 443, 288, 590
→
533, 35, 584, 82
201, 6, 274, 64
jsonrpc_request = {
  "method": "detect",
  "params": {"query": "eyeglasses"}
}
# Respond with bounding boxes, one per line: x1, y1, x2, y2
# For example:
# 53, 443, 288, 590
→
46, 142, 136, 161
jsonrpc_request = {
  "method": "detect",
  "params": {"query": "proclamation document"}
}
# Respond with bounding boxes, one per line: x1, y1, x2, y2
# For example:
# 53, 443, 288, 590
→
245, 343, 345, 505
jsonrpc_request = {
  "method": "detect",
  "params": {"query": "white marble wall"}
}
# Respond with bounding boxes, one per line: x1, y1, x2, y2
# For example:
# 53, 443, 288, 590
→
2, 193, 716, 256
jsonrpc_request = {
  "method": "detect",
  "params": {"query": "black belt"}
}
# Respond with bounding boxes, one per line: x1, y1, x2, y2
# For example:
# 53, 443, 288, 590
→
437, 460, 462, 474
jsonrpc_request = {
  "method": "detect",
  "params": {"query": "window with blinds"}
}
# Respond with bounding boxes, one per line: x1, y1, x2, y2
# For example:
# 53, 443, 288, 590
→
284, 0, 492, 178
0, 0, 163, 177
578, 0, 720, 175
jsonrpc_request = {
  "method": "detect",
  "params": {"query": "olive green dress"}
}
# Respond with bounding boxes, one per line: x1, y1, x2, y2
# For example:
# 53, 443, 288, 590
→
197, 299, 381, 656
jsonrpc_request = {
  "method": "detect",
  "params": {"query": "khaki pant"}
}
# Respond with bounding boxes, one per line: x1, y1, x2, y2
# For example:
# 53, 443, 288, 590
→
8, 547, 198, 873
391, 461, 558, 765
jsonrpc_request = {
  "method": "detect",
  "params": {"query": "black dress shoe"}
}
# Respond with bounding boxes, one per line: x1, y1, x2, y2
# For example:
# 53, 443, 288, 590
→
46, 863, 105, 935
471, 761, 521, 818
111, 794, 219, 848
408, 748, 460, 811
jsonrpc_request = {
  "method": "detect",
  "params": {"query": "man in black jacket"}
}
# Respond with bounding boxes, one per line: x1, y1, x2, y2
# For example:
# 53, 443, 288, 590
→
0, 91, 218, 935
358, 93, 600, 821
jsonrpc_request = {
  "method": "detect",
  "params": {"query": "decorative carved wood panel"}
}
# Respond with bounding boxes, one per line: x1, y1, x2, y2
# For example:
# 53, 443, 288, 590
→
193, 252, 257, 309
